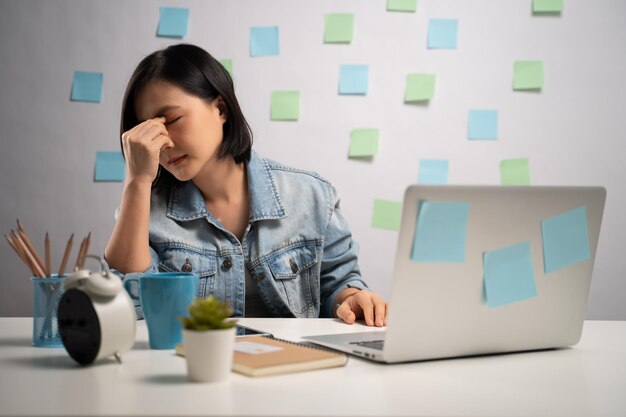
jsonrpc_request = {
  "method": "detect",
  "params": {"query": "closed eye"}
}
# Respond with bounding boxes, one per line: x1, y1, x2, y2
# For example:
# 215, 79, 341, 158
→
165, 116, 182, 125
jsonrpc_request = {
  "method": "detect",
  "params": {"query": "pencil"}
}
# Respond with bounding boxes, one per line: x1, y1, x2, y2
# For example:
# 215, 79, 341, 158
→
16, 220, 47, 276
9, 231, 36, 276
13, 231, 46, 278
45, 232, 51, 277
5, 233, 35, 276
82, 232, 91, 268
58, 233, 73, 277
75, 237, 86, 271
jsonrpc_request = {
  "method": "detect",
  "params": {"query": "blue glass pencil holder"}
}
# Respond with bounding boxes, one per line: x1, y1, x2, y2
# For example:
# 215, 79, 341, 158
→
31, 276, 65, 347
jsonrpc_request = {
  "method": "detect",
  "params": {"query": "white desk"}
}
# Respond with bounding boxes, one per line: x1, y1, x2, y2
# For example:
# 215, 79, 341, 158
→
0, 318, 625, 417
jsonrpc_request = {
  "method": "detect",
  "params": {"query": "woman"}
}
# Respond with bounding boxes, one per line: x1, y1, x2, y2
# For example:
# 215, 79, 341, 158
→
105, 44, 387, 326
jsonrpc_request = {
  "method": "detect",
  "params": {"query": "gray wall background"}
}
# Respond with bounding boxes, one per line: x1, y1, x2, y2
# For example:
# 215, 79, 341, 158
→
0, 0, 624, 318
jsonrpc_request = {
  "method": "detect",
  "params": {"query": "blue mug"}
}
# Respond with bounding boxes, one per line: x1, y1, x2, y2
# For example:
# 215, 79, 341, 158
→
124, 272, 199, 349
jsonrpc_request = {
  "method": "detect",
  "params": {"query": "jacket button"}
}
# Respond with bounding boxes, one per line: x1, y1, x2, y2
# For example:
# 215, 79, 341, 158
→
181, 259, 193, 272
290, 260, 299, 274
222, 258, 233, 270
254, 272, 265, 281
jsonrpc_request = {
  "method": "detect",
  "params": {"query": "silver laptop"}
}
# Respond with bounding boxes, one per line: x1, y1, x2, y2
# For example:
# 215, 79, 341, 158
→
303, 185, 606, 363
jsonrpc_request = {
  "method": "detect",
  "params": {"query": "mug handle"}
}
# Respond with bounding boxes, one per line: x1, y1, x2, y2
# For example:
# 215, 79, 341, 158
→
123, 276, 140, 302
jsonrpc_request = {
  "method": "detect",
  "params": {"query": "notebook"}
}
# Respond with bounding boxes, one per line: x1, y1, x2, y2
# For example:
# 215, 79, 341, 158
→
303, 185, 606, 363
176, 335, 348, 377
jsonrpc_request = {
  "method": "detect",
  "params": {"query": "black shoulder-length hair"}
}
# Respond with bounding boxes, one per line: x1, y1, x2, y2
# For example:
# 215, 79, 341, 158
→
120, 43, 253, 190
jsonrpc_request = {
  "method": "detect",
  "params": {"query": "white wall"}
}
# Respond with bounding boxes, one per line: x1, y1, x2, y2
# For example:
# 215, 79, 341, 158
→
1, 0, 624, 318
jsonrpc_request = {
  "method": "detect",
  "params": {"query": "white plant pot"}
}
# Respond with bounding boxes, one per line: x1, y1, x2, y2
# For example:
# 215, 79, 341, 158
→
183, 327, 236, 383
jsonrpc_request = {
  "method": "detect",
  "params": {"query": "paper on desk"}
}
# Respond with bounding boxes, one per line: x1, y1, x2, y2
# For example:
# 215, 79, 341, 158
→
541, 206, 590, 273
483, 241, 537, 308
235, 341, 283, 355
411, 201, 469, 263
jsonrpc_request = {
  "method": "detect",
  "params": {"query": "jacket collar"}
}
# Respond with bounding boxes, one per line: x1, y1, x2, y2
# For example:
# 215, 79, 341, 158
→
166, 150, 286, 223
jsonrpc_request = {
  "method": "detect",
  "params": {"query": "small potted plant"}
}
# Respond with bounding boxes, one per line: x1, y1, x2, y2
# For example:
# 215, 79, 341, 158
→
180, 296, 237, 383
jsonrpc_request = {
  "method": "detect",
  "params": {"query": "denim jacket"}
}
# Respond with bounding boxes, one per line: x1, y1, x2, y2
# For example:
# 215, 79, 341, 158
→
114, 150, 368, 319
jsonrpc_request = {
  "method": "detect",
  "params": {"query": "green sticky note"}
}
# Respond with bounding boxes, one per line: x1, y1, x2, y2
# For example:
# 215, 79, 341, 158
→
513, 61, 543, 90
372, 200, 402, 231
533, 0, 563, 13
405, 74, 436, 102
500, 158, 531, 185
271, 91, 300, 121
541, 206, 590, 273
387, 0, 418, 12
219, 59, 233, 77
411, 201, 470, 263
324, 13, 353, 43
483, 241, 537, 308
95, 151, 125, 182
349, 129, 379, 158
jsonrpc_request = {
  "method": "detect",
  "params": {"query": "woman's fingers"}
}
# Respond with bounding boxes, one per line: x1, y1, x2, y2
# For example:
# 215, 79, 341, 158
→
337, 290, 388, 327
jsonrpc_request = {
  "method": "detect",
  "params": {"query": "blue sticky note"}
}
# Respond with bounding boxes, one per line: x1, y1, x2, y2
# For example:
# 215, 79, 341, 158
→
541, 207, 591, 273
468, 109, 498, 140
428, 19, 458, 49
95, 151, 125, 182
71, 71, 103, 103
411, 201, 469, 263
484, 241, 537, 308
418, 160, 449, 184
339, 65, 369, 95
250, 26, 279, 57
157, 7, 189, 38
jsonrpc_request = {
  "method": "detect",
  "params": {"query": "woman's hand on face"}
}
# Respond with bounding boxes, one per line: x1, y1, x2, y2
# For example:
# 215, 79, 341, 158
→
336, 289, 388, 327
121, 117, 173, 185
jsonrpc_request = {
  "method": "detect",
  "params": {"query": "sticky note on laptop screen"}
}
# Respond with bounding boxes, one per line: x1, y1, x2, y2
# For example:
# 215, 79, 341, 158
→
483, 241, 538, 308
411, 201, 469, 263
541, 206, 590, 273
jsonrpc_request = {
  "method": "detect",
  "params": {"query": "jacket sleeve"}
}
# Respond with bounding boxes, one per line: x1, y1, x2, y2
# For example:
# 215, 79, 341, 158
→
318, 184, 369, 318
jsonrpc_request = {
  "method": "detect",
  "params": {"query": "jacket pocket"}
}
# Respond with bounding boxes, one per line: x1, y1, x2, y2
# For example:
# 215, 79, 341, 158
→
263, 240, 321, 317
157, 246, 217, 298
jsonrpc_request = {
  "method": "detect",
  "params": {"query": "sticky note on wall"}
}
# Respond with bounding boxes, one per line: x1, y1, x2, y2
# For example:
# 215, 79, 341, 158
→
271, 91, 300, 120
339, 65, 369, 95
349, 129, 379, 158
411, 201, 469, 263
533, 0, 563, 13
483, 241, 537, 308
157, 7, 189, 38
468, 110, 498, 140
513, 61, 544, 90
95, 151, 125, 182
387, 0, 418, 12
71, 71, 103, 103
427, 19, 458, 49
405, 74, 436, 102
418, 160, 449, 184
250, 26, 280, 57
219, 59, 233, 77
372, 200, 402, 231
324, 13, 353, 43
541, 206, 590, 273
500, 158, 531, 185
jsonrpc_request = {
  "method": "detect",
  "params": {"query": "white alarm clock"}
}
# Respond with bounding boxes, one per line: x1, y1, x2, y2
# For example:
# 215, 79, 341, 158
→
58, 255, 136, 365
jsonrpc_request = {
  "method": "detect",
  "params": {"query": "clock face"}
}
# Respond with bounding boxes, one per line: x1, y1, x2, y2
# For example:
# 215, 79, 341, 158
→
58, 289, 102, 365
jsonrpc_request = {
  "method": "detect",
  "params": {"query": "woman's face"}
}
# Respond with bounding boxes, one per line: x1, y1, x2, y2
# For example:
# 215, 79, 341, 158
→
134, 81, 227, 182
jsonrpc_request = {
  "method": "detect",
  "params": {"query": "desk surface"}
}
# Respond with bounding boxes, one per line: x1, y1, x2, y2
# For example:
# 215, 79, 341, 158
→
0, 318, 625, 417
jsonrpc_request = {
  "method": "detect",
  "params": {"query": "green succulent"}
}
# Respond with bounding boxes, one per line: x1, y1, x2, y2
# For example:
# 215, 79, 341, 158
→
180, 296, 237, 331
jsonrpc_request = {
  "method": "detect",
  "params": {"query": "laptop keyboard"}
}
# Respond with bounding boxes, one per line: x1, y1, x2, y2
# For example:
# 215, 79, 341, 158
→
349, 339, 385, 350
